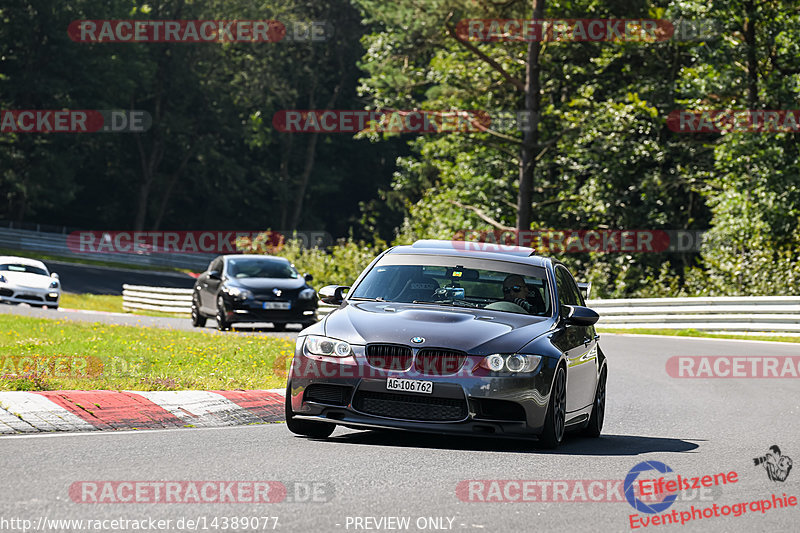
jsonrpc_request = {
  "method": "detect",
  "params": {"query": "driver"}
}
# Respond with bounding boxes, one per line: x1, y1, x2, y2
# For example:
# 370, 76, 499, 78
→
502, 274, 534, 313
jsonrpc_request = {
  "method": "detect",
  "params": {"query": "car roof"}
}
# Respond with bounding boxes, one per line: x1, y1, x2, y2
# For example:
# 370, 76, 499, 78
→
0, 256, 48, 270
222, 254, 289, 262
387, 240, 550, 268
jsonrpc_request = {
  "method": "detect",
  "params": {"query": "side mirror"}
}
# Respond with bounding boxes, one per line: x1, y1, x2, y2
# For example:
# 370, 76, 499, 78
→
50, 273, 60, 280
319, 285, 349, 305
208, 270, 221, 281
304, 273, 313, 282
562, 305, 599, 326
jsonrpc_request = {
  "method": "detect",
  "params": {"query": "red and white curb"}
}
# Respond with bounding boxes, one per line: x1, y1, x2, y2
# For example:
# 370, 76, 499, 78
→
0, 389, 285, 434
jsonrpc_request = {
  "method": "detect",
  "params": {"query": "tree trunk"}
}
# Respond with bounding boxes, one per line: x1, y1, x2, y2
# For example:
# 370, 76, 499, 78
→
517, 0, 544, 232
743, 0, 758, 107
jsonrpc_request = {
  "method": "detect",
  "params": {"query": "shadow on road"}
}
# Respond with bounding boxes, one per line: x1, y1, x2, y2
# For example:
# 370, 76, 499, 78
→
320, 429, 702, 456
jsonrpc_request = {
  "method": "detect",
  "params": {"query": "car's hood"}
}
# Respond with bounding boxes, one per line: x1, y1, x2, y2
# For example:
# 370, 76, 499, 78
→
323, 301, 555, 355
227, 277, 307, 291
1, 272, 52, 289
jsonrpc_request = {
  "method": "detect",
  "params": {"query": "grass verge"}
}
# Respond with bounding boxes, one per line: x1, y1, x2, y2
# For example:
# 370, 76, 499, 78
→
0, 315, 294, 391
598, 328, 800, 344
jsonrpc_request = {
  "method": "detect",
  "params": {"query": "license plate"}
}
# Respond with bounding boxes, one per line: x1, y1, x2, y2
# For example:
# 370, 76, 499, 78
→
386, 378, 433, 394
262, 301, 290, 310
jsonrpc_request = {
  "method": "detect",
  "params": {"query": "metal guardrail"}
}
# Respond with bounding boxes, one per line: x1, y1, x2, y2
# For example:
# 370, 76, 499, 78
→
587, 296, 800, 334
0, 226, 215, 270
122, 284, 337, 317
122, 287, 800, 334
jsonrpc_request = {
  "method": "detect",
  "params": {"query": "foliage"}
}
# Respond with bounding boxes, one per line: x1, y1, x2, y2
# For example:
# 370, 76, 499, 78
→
238, 233, 387, 289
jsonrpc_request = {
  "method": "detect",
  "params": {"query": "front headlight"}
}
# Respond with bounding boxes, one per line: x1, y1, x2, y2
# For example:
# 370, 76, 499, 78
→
479, 354, 542, 373
49, 280, 59, 289
224, 286, 253, 300
305, 335, 352, 357
298, 288, 316, 300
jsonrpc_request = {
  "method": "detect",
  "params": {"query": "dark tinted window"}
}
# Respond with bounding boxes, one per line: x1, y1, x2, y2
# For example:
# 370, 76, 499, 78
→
226, 257, 298, 279
0, 263, 48, 276
555, 266, 580, 307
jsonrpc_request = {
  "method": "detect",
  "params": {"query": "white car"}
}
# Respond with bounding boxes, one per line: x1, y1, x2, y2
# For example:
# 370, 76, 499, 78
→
0, 256, 61, 309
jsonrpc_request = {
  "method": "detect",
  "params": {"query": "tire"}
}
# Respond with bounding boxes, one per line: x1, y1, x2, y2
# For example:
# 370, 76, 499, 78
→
284, 381, 336, 438
272, 323, 287, 332
539, 366, 567, 449
46, 305, 58, 310
582, 366, 606, 438
191, 294, 206, 327
215, 295, 231, 331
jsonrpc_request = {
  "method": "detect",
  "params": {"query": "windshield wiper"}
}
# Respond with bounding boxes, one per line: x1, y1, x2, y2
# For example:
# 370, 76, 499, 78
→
349, 297, 386, 302
412, 299, 476, 308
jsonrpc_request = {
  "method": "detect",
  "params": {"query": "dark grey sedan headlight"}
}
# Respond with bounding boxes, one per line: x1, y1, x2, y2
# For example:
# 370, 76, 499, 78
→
223, 286, 253, 300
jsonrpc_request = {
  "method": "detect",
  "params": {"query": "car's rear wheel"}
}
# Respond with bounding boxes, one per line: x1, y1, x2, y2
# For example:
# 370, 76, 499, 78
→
539, 366, 566, 449
191, 294, 206, 327
216, 295, 231, 331
284, 381, 336, 438
583, 366, 606, 438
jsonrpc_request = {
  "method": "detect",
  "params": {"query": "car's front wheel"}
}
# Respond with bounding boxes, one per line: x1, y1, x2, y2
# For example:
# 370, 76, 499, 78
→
284, 381, 336, 438
191, 294, 206, 327
539, 366, 566, 449
582, 366, 606, 438
215, 296, 231, 331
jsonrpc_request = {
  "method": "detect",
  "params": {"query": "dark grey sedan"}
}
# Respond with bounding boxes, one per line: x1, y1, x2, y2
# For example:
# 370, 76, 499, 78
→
285, 240, 607, 448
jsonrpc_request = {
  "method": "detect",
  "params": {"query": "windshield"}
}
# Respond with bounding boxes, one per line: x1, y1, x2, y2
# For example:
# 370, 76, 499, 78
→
0, 263, 49, 276
225, 258, 298, 280
350, 258, 551, 316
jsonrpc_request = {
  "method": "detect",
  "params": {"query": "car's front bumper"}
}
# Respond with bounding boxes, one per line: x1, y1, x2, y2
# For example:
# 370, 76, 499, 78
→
223, 297, 317, 324
288, 345, 558, 439
0, 284, 60, 307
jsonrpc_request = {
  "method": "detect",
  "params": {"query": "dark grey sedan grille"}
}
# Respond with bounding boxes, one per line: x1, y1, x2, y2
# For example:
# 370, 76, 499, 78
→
353, 391, 467, 421
414, 348, 467, 375
365, 344, 413, 371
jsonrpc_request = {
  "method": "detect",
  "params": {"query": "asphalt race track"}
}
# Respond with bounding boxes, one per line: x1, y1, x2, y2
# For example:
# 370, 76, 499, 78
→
1, 334, 798, 532
42, 260, 197, 295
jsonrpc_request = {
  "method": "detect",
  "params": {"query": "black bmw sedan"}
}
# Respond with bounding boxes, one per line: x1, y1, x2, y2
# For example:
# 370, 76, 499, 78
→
285, 240, 607, 448
191, 255, 318, 331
